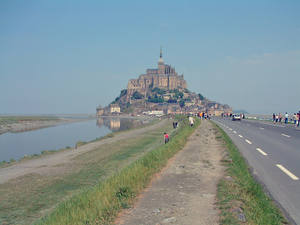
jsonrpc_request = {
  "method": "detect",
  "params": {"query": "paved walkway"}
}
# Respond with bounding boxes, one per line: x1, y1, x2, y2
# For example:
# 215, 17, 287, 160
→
115, 119, 225, 225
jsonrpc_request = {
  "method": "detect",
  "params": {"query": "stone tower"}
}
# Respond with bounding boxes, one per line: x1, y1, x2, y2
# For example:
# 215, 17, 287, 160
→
158, 45, 164, 75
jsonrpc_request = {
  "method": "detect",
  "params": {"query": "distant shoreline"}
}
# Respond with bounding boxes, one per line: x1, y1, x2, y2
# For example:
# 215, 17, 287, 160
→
0, 115, 158, 135
0, 116, 93, 135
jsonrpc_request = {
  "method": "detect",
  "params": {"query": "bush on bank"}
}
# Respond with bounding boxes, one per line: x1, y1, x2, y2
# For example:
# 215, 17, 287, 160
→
34, 115, 200, 225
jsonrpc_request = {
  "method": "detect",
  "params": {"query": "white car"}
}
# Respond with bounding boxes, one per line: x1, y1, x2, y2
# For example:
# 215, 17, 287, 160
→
232, 114, 241, 121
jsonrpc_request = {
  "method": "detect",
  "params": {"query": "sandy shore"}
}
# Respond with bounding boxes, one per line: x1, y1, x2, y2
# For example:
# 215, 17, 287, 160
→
0, 117, 92, 134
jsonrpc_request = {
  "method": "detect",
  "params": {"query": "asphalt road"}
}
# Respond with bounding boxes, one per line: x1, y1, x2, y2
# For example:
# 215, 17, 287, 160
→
211, 116, 300, 225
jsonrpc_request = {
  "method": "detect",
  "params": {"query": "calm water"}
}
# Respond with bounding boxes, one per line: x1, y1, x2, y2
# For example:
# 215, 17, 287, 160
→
0, 117, 148, 162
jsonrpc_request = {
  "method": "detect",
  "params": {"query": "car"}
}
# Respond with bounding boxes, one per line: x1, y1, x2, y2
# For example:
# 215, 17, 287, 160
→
232, 114, 241, 121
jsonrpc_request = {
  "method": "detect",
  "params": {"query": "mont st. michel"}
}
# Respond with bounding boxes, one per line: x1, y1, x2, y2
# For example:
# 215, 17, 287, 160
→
96, 48, 232, 116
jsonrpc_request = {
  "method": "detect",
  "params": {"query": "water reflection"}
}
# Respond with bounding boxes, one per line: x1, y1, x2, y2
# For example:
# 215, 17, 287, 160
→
0, 117, 150, 162
96, 117, 149, 131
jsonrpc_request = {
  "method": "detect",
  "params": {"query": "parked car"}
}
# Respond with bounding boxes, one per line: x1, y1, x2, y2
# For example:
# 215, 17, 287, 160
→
232, 114, 241, 121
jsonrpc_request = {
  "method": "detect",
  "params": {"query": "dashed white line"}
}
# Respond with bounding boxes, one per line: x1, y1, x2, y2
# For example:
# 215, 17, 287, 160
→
245, 140, 252, 144
233, 131, 237, 133
229, 128, 232, 130
276, 165, 299, 180
281, 134, 290, 138
256, 148, 267, 156
260, 127, 265, 130
238, 135, 243, 138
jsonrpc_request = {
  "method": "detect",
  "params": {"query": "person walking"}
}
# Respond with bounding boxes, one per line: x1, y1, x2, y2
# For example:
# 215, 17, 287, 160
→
279, 112, 283, 124
164, 133, 169, 144
285, 112, 289, 124
275, 114, 279, 123
188, 116, 195, 127
293, 113, 297, 127
273, 113, 276, 123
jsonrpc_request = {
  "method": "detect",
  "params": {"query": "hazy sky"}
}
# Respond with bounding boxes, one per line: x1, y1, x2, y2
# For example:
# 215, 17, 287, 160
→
1, 0, 299, 115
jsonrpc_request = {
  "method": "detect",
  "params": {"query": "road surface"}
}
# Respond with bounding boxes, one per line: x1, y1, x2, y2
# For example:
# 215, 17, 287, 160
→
211, 116, 300, 225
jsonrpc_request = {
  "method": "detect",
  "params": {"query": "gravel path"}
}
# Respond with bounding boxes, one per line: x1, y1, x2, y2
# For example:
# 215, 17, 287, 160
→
115, 119, 225, 225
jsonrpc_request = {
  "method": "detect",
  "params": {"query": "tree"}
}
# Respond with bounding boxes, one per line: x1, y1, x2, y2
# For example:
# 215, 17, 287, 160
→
198, 93, 204, 100
132, 91, 144, 99
168, 98, 177, 103
179, 99, 185, 108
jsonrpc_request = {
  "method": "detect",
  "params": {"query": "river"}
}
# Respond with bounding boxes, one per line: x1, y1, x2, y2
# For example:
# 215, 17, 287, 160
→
0, 116, 151, 162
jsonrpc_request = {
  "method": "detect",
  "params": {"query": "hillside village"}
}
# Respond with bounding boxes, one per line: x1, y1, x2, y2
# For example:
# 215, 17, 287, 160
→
96, 48, 232, 117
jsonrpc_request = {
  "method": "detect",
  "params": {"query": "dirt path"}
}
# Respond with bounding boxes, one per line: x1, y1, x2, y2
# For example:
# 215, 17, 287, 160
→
115, 119, 224, 225
0, 119, 167, 184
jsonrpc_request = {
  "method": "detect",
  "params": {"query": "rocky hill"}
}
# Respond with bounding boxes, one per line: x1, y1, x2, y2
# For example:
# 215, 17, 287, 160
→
96, 48, 232, 116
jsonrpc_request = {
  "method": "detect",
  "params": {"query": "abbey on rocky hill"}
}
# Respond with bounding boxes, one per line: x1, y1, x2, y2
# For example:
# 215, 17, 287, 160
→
96, 47, 232, 116
124, 47, 187, 102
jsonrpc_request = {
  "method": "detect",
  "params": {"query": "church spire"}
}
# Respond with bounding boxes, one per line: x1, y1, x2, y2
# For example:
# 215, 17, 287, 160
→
159, 44, 164, 63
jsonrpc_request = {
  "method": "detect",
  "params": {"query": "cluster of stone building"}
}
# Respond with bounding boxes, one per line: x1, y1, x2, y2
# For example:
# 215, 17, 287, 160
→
96, 48, 232, 116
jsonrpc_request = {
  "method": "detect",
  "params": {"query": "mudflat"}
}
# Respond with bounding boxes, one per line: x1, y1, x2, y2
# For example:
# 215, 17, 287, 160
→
115, 119, 224, 225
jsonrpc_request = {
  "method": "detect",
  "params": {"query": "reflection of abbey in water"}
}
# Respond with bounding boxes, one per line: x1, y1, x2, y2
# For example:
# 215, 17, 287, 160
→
97, 118, 149, 131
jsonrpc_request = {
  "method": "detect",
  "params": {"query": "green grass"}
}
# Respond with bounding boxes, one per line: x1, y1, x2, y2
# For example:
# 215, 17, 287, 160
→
32, 115, 200, 225
213, 122, 287, 225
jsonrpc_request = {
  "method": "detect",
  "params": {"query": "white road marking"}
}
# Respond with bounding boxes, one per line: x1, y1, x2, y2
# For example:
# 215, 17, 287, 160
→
247, 124, 250, 126
238, 135, 243, 138
229, 128, 232, 130
260, 127, 265, 130
256, 148, 267, 156
276, 165, 299, 180
226, 126, 229, 128
281, 134, 290, 138
233, 131, 237, 133
245, 140, 252, 144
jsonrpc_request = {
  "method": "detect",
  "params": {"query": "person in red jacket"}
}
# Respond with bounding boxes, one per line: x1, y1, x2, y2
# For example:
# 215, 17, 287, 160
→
164, 133, 169, 143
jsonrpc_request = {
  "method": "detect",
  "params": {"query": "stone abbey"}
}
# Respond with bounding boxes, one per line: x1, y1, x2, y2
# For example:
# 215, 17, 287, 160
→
125, 47, 187, 102
96, 47, 232, 116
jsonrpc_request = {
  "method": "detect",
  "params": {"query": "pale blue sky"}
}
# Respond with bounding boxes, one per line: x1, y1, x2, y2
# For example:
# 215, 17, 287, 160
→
1, 0, 299, 115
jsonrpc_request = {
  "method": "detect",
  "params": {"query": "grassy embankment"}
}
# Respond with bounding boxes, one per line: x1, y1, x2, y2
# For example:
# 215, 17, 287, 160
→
0, 115, 199, 224
213, 122, 287, 224
32, 115, 199, 225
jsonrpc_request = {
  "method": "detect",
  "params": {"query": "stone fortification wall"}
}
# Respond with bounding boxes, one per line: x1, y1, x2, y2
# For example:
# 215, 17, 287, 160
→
125, 74, 187, 102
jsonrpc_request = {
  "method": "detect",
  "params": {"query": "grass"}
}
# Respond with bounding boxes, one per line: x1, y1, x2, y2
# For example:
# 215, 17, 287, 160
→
0, 115, 199, 225
213, 121, 287, 225
32, 115, 199, 225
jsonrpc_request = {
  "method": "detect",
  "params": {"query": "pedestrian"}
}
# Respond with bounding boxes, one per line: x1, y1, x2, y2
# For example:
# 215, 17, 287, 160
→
275, 114, 278, 123
284, 112, 288, 124
188, 116, 195, 127
293, 113, 297, 127
297, 111, 300, 127
173, 122, 176, 129
273, 113, 275, 123
279, 112, 282, 124
164, 133, 169, 143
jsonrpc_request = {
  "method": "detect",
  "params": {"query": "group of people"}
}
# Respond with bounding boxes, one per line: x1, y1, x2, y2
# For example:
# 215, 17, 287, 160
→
164, 115, 196, 144
273, 112, 300, 127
